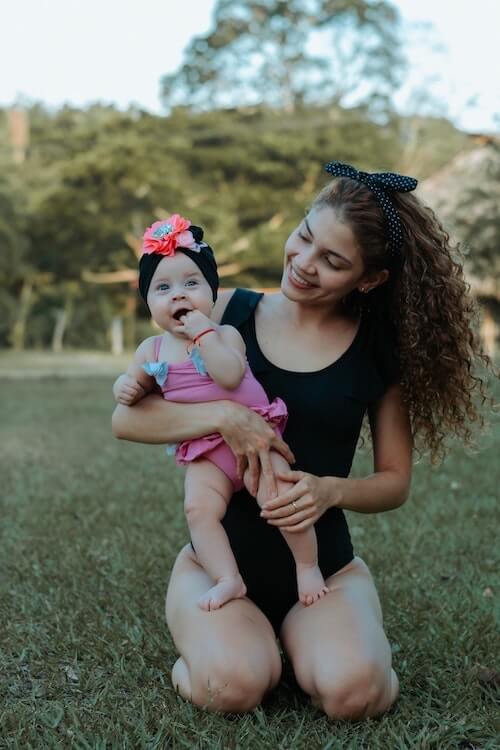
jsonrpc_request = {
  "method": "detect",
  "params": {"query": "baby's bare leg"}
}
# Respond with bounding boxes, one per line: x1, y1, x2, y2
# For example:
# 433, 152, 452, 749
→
245, 452, 329, 607
184, 460, 246, 612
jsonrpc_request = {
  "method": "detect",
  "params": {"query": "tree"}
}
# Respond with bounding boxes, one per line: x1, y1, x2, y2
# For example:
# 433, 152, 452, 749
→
161, 0, 404, 116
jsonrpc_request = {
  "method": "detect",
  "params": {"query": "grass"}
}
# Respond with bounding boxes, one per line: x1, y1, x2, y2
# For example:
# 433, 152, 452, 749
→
1, 370, 499, 749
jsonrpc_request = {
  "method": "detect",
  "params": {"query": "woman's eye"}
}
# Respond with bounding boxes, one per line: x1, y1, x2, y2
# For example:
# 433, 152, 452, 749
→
325, 257, 341, 270
298, 232, 310, 242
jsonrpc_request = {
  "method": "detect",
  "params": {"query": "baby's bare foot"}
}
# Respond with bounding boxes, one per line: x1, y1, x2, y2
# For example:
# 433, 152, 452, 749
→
197, 574, 247, 612
296, 563, 330, 607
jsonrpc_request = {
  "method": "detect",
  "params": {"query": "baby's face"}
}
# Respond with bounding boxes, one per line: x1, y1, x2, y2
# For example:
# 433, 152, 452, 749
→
146, 253, 213, 333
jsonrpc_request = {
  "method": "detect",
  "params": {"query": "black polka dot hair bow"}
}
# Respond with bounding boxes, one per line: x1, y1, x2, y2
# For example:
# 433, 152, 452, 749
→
324, 160, 418, 258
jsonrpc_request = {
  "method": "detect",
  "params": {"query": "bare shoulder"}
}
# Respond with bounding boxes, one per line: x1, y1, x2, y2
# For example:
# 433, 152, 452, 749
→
133, 335, 159, 362
211, 288, 236, 324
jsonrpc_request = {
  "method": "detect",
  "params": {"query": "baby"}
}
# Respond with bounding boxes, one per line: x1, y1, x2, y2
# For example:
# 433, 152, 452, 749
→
113, 214, 329, 611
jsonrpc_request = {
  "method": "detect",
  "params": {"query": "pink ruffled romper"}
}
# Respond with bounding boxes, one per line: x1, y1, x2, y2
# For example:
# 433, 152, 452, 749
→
143, 335, 288, 490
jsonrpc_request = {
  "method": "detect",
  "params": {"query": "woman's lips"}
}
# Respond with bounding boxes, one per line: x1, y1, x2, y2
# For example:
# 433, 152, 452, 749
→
288, 265, 316, 289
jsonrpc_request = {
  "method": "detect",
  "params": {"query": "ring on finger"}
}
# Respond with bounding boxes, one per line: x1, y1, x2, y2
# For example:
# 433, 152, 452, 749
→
292, 500, 298, 512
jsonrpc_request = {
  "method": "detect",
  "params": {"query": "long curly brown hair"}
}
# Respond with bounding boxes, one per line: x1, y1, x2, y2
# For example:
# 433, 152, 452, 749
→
312, 177, 497, 464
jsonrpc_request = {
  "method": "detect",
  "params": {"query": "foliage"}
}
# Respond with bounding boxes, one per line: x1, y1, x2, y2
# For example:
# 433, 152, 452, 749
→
0, 102, 472, 350
454, 142, 500, 281
161, 0, 405, 116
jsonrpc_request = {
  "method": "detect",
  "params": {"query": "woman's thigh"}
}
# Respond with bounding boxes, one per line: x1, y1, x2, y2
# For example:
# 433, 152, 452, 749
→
165, 544, 282, 713
280, 556, 399, 720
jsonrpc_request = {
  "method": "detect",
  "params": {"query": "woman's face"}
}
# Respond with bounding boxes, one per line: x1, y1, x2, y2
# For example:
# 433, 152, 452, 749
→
146, 252, 213, 333
281, 205, 369, 308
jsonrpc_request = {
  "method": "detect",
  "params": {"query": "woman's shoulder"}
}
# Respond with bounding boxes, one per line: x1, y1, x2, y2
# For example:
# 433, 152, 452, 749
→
212, 288, 264, 327
362, 311, 400, 388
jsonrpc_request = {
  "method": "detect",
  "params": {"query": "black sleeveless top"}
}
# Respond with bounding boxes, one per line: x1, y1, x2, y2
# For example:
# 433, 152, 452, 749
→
219, 288, 399, 632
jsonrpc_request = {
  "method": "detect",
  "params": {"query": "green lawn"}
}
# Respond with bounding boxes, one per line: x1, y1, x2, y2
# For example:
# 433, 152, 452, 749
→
1, 376, 499, 749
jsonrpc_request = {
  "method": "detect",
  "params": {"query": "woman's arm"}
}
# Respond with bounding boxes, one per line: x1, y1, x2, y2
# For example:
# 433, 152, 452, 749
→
112, 395, 295, 495
112, 395, 228, 444
333, 382, 413, 513
260, 384, 412, 530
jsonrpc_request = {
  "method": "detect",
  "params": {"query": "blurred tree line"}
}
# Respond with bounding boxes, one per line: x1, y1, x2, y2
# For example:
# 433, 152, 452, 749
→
0, 0, 488, 352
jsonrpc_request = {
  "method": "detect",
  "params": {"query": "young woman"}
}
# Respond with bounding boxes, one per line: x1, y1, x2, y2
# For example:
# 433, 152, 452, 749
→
112, 161, 494, 719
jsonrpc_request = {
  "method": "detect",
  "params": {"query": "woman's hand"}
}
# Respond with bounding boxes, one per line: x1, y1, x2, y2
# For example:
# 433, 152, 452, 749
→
219, 403, 295, 497
259, 470, 340, 532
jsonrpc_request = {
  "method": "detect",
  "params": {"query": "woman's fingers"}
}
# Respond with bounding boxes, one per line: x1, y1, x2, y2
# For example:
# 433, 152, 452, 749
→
261, 486, 300, 512
276, 470, 304, 483
236, 453, 248, 481
271, 436, 295, 466
259, 451, 277, 499
246, 452, 260, 496
267, 509, 312, 528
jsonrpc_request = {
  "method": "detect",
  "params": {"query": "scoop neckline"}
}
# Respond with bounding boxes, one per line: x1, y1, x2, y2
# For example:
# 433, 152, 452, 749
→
249, 303, 364, 376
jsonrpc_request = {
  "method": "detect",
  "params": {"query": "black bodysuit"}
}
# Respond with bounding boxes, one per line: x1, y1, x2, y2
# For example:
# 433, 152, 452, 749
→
218, 289, 399, 634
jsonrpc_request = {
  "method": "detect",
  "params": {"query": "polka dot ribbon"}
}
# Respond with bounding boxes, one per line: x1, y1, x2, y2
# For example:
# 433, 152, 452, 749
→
324, 160, 418, 258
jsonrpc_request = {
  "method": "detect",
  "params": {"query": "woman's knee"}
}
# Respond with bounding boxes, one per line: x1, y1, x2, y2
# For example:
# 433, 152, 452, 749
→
314, 660, 396, 720
183, 654, 281, 713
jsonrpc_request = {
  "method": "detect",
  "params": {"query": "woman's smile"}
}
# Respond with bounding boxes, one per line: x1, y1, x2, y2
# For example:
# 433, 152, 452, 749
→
287, 264, 318, 289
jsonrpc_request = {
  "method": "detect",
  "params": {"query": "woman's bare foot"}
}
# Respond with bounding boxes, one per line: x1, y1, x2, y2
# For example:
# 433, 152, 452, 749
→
296, 563, 330, 606
197, 574, 247, 612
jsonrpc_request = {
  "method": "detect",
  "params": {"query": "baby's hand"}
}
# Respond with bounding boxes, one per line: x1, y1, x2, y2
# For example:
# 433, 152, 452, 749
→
180, 310, 216, 341
113, 374, 145, 405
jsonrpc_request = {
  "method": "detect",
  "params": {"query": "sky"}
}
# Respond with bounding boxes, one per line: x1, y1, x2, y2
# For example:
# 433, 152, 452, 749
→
1, 0, 499, 133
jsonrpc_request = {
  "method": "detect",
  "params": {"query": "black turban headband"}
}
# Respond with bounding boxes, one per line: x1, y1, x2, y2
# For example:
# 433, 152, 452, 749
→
138, 224, 219, 305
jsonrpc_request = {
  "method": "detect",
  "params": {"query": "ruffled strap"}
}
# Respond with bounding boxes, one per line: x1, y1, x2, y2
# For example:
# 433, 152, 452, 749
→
142, 361, 169, 387
189, 346, 208, 376
153, 335, 163, 361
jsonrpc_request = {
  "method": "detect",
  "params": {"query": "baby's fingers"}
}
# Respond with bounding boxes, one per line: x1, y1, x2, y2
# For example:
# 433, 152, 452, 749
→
118, 394, 134, 405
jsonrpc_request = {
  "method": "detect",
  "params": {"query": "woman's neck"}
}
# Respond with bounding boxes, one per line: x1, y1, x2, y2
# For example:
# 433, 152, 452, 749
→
272, 292, 354, 329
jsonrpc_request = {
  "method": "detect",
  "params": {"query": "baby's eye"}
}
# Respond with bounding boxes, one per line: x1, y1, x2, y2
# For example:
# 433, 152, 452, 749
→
157, 283, 169, 291
185, 280, 198, 287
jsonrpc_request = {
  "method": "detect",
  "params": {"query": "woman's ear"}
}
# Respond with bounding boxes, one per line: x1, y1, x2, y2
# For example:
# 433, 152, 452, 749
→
358, 268, 389, 294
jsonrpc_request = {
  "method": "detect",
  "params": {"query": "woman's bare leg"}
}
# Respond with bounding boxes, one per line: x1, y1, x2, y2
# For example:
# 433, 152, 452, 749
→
280, 556, 399, 720
184, 460, 246, 611
247, 451, 329, 606
166, 544, 282, 712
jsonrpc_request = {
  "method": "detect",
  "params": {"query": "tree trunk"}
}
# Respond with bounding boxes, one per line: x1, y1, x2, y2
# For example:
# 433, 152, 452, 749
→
10, 280, 33, 351
110, 317, 124, 355
51, 309, 68, 353
479, 302, 497, 358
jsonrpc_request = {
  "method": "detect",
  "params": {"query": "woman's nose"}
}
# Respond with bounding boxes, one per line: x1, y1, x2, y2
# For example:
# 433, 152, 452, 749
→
295, 249, 316, 275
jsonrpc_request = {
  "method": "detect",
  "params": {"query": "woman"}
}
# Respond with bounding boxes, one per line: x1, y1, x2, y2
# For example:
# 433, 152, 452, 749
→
112, 161, 493, 719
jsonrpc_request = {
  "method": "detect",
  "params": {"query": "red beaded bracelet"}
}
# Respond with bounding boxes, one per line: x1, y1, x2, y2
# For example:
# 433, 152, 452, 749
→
193, 327, 216, 346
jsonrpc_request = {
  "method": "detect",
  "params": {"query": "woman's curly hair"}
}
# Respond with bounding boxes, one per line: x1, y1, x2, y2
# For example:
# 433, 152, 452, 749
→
313, 177, 497, 464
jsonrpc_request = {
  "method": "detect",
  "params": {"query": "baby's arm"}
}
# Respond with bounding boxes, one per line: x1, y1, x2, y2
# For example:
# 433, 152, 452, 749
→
112, 338, 156, 406
182, 311, 246, 390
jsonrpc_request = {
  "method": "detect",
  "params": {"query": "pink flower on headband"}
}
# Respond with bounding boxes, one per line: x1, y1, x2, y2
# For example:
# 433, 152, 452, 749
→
142, 214, 198, 256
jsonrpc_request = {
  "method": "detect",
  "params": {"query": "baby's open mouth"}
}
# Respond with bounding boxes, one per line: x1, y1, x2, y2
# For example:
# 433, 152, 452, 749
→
173, 308, 191, 321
